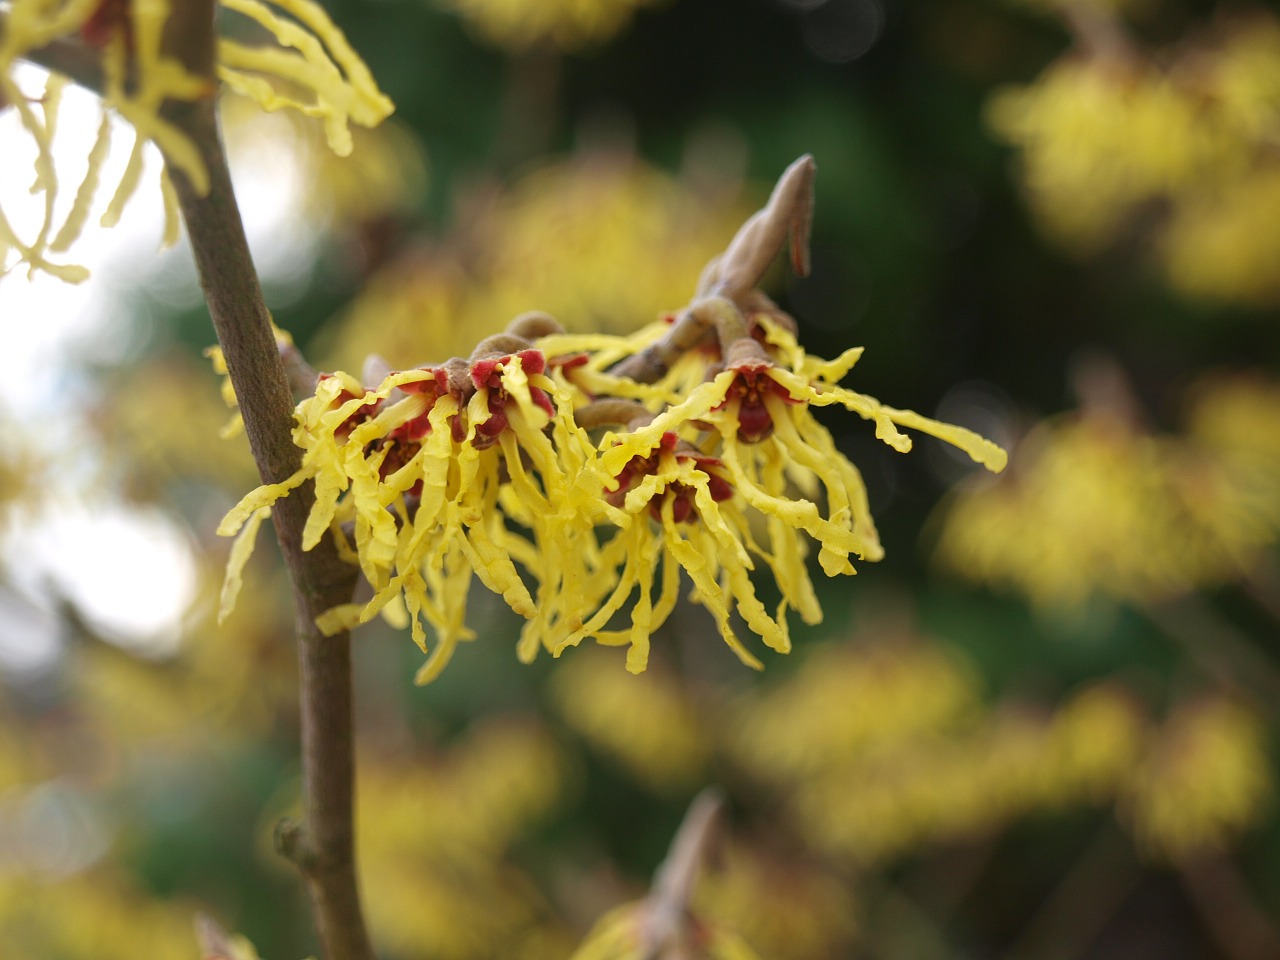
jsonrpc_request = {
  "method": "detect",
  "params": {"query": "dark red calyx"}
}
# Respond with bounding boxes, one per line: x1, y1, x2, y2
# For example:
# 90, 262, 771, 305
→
469, 349, 547, 390
389, 367, 452, 442
397, 367, 447, 397
607, 431, 734, 522
467, 352, 554, 446
713, 364, 796, 443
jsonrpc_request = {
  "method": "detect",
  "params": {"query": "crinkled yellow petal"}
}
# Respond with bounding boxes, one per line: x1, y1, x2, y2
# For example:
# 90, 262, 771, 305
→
218, 466, 309, 535
765, 393, 883, 562
755, 455, 823, 624
663, 517, 763, 670
555, 525, 645, 655
759, 314, 864, 383
159, 166, 182, 249
459, 513, 537, 619
315, 602, 364, 636
99, 136, 145, 230
719, 435, 864, 573
621, 527, 659, 674
254, 0, 392, 120
218, 505, 272, 624
876, 405, 1008, 472
216, 0, 394, 160
599, 373, 734, 476
51, 109, 111, 253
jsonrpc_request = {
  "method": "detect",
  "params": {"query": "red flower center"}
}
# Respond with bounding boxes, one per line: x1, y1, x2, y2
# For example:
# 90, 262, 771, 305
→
468, 351, 554, 448
608, 431, 734, 523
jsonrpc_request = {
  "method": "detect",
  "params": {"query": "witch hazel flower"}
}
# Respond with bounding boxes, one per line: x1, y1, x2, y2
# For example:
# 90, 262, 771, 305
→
217, 155, 1007, 680
1, 0, 392, 280
218, 334, 606, 682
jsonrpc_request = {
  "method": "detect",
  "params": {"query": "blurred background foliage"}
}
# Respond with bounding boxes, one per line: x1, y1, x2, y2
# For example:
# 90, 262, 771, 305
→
3, 0, 1280, 957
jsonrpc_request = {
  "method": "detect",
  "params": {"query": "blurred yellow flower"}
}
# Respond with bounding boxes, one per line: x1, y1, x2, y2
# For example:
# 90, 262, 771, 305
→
731, 640, 982, 780
1161, 165, 1280, 307
470, 156, 750, 332
988, 56, 1214, 251
318, 152, 752, 372
356, 720, 574, 959
437, 0, 659, 52
1123, 696, 1272, 861
221, 95, 427, 230
990, 8, 1280, 305
1035, 682, 1146, 806
100, 351, 259, 497
0, 416, 50, 536
1186, 374, 1280, 486
552, 650, 711, 791
792, 706, 1050, 864
933, 384, 1280, 609
0, 870, 198, 960
571, 901, 763, 960
694, 844, 857, 960
73, 565, 300, 741
726, 635, 1163, 867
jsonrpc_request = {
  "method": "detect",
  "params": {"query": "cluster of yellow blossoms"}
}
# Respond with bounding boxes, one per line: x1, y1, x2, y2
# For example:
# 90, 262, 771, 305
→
318, 151, 754, 375
0, 0, 391, 280
220, 157, 1007, 680
934, 371, 1280, 609
734, 640, 1272, 865
989, 5, 1280, 305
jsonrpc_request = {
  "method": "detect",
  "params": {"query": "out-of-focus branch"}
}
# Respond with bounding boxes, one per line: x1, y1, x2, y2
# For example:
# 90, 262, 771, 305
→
640, 788, 726, 958
1140, 597, 1280, 707
1056, 0, 1137, 63
1180, 853, 1280, 960
156, 3, 372, 958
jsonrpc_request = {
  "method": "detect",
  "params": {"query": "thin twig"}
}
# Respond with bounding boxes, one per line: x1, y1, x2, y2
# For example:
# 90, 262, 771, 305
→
1241, 557, 1280, 627
609, 156, 815, 384
1140, 596, 1280, 708
1002, 819, 1138, 960
640, 788, 726, 959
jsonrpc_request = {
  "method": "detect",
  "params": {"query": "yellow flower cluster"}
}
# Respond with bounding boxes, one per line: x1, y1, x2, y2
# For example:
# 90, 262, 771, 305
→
988, 57, 1216, 251
0, 415, 49, 536
733, 639, 1272, 865
731, 640, 982, 778
356, 720, 574, 960
0, 870, 199, 960
551, 649, 711, 791
436, 0, 657, 52
1123, 696, 1273, 861
1, 0, 391, 280
318, 152, 753, 372
693, 843, 856, 960
989, 11, 1280, 305
933, 373, 1280, 609
219, 157, 1006, 680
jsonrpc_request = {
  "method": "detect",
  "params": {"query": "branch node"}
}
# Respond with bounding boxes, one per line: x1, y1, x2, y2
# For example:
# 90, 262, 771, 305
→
275, 817, 319, 871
